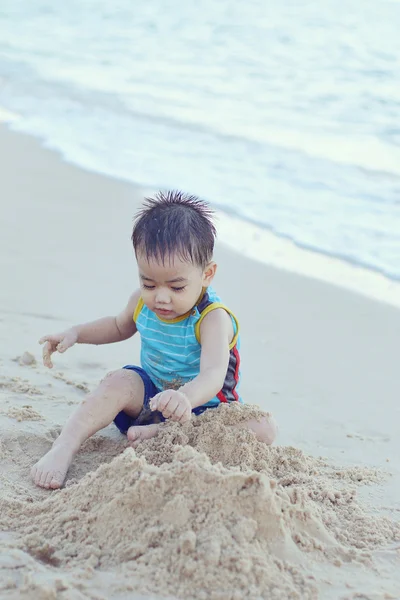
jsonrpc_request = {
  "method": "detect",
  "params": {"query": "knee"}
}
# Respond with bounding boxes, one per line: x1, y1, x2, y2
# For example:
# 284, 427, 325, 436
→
87, 369, 142, 402
101, 369, 126, 382
81, 369, 127, 405
100, 368, 136, 387
254, 415, 278, 445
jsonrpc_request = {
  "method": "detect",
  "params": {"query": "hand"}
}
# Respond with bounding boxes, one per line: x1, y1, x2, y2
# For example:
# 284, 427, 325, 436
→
39, 328, 78, 369
150, 389, 192, 424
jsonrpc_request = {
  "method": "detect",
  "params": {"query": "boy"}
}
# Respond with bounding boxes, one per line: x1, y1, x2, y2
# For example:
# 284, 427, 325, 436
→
31, 191, 277, 489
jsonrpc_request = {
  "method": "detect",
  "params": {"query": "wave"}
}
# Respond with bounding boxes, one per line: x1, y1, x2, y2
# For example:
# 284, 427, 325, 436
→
2, 95, 399, 283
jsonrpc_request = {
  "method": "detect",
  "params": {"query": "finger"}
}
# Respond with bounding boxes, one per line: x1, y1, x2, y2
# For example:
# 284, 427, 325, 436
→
150, 393, 162, 411
39, 335, 56, 345
57, 332, 77, 353
179, 408, 192, 424
42, 341, 54, 369
157, 393, 173, 413
170, 402, 187, 422
56, 339, 70, 353
162, 396, 178, 418
43, 354, 53, 368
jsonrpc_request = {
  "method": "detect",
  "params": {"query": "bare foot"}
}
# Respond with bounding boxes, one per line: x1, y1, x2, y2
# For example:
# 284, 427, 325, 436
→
127, 423, 160, 448
31, 442, 76, 489
235, 416, 278, 445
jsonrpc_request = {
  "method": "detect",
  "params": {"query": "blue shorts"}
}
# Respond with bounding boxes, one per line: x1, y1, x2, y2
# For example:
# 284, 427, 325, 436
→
113, 365, 218, 434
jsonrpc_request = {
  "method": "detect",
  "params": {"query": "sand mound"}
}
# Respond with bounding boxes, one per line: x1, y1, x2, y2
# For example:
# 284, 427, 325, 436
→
13, 352, 37, 367
1, 405, 398, 599
6, 405, 43, 422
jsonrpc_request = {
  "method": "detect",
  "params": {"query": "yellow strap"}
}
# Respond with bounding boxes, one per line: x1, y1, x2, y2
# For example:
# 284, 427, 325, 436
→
195, 302, 240, 349
133, 297, 144, 323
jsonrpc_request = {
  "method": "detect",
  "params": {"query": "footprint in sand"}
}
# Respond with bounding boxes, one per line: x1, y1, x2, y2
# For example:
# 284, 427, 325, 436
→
346, 432, 391, 443
51, 372, 90, 393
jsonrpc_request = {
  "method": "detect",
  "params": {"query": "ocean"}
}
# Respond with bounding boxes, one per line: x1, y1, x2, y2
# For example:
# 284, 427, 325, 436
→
0, 0, 399, 282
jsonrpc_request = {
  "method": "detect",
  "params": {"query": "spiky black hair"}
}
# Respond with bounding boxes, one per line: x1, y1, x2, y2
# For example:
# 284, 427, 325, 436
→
131, 190, 216, 268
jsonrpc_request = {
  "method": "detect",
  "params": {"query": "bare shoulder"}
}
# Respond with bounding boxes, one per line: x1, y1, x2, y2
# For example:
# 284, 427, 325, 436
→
126, 289, 142, 314
199, 307, 234, 345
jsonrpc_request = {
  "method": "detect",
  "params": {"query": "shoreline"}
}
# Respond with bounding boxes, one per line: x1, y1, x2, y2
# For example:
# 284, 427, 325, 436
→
217, 210, 400, 311
1, 114, 399, 311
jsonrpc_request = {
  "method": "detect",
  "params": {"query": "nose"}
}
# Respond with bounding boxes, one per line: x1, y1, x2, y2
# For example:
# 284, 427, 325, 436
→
155, 287, 171, 305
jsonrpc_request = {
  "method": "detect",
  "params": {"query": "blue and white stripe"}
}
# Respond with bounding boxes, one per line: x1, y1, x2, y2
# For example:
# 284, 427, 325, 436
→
135, 286, 240, 408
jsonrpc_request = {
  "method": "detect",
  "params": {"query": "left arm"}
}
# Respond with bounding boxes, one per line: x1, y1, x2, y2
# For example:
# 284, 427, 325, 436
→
150, 308, 233, 421
180, 308, 232, 408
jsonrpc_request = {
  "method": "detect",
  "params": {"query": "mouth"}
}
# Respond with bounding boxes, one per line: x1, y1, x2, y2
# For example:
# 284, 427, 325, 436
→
155, 308, 173, 317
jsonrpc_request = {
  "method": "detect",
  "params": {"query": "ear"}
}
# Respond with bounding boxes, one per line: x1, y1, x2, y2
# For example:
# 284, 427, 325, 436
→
202, 261, 217, 286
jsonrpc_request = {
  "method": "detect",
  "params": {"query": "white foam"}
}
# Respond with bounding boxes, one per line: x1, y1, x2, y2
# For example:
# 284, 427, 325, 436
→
216, 210, 400, 311
0, 107, 19, 123
250, 127, 400, 177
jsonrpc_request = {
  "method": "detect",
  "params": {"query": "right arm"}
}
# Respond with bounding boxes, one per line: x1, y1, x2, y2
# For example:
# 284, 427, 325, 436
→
40, 289, 141, 368
74, 289, 141, 345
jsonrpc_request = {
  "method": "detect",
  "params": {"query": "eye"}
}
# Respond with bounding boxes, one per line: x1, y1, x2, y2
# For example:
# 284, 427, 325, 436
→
172, 286, 186, 292
142, 284, 155, 290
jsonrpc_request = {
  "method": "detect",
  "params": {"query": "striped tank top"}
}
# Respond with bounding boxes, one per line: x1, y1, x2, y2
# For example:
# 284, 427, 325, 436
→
133, 286, 242, 408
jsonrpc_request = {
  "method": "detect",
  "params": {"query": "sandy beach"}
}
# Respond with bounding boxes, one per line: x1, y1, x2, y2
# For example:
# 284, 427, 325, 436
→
1, 125, 400, 599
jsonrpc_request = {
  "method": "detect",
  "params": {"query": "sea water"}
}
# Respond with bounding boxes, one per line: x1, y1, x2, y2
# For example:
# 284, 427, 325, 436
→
0, 0, 399, 284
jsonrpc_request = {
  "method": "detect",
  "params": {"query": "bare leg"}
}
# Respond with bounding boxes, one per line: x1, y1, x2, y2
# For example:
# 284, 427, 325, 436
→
31, 369, 145, 489
236, 415, 278, 445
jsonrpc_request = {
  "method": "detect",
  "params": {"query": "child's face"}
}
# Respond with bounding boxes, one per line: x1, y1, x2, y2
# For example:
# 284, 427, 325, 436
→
137, 253, 216, 320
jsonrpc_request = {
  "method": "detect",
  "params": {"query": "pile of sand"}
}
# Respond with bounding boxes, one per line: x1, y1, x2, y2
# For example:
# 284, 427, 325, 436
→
13, 352, 37, 367
1, 404, 398, 599
6, 405, 43, 422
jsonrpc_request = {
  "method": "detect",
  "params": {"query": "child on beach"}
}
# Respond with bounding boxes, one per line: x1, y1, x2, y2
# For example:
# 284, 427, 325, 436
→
31, 191, 277, 489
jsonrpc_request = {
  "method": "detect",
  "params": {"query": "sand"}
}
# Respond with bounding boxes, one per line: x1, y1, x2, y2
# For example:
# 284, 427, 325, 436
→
1, 402, 399, 600
1, 125, 400, 599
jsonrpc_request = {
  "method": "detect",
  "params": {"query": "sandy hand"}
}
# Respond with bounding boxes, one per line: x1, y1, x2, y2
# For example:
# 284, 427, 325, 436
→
150, 389, 192, 423
39, 328, 78, 368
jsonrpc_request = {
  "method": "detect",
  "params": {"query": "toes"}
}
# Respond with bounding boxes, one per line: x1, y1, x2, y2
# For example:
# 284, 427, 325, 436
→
33, 466, 45, 487
127, 425, 160, 448
127, 426, 140, 443
33, 469, 44, 487
33, 467, 63, 489
32, 466, 42, 487
39, 468, 50, 488
43, 470, 55, 489
49, 474, 63, 489
32, 462, 54, 489
131, 432, 143, 449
